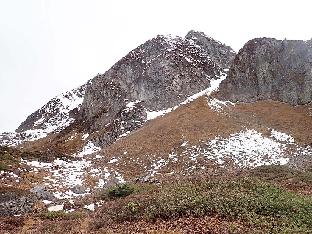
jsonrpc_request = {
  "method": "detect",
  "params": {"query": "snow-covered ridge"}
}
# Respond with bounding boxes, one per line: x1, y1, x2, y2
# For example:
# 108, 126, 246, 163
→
24, 85, 85, 133
0, 85, 86, 147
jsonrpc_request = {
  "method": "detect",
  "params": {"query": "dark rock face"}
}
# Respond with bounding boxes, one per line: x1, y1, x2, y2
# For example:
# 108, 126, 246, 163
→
79, 33, 235, 146
219, 38, 312, 105
0, 188, 37, 216
185, 30, 236, 69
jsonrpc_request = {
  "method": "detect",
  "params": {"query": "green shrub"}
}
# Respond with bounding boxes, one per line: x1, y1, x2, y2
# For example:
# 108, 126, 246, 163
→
103, 178, 312, 232
106, 184, 134, 199
40, 211, 82, 220
0, 162, 8, 171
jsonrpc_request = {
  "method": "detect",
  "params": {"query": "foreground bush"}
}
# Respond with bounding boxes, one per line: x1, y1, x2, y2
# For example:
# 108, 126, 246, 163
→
106, 183, 135, 199
97, 177, 312, 233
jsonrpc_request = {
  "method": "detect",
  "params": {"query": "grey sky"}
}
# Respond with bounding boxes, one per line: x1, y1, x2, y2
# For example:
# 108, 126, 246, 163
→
1, 0, 311, 132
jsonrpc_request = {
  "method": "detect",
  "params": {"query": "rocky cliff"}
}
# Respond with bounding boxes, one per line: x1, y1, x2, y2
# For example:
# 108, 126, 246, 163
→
77, 32, 235, 146
185, 30, 235, 69
0, 31, 235, 148
218, 38, 312, 105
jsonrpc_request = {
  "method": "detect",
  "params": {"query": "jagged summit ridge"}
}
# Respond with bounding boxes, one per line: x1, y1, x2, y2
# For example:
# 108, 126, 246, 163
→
79, 32, 234, 146
185, 30, 236, 69
218, 37, 312, 105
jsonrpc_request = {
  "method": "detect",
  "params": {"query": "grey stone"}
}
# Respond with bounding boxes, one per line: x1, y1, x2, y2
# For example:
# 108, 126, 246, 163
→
71, 184, 86, 194
218, 37, 312, 105
8, 31, 235, 149
0, 188, 37, 216
30, 185, 55, 200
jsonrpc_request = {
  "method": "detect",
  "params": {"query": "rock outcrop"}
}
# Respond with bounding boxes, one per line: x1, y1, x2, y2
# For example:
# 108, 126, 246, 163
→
79, 32, 235, 146
1, 31, 235, 148
185, 30, 236, 69
218, 38, 312, 105
17, 83, 88, 133
0, 188, 37, 216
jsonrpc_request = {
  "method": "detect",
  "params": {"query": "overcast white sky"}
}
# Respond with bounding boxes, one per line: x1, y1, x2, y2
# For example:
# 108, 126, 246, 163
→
0, 0, 311, 132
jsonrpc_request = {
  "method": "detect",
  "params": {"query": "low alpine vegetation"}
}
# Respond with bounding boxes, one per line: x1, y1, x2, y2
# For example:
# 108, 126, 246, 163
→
94, 175, 312, 233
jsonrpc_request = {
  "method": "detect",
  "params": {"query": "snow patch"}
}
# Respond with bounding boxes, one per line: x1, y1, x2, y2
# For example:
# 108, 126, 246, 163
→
176, 129, 292, 169
207, 98, 235, 112
84, 203, 95, 211
108, 158, 118, 164
146, 73, 227, 121
22, 158, 92, 199
48, 204, 64, 212
270, 129, 295, 143
75, 141, 101, 157
0, 86, 86, 147
82, 133, 89, 140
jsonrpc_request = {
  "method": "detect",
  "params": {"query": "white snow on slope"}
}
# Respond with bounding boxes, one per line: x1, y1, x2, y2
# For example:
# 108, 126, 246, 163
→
48, 204, 64, 212
32, 88, 84, 133
208, 98, 235, 112
125, 100, 140, 110
75, 141, 101, 157
202, 129, 289, 167
20, 155, 125, 200
22, 157, 92, 199
144, 129, 311, 179
146, 72, 227, 121
270, 129, 295, 143
0, 130, 48, 146
0, 86, 86, 147
23, 158, 91, 188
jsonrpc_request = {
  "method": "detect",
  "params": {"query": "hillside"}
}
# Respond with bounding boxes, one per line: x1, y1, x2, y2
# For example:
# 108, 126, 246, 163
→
0, 32, 312, 233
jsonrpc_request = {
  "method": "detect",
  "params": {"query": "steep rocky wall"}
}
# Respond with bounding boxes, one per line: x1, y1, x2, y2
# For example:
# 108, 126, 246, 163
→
79, 33, 235, 138
219, 38, 312, 105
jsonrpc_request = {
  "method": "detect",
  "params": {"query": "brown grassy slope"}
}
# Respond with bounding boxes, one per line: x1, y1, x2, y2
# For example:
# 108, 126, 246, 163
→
235, 101, 312, 145
20, 129, 85, 158
99, 97, 242, 179
103, 97, 242, 158
105, 98, 312, 157
19, 96, 312, 161
96, 98, 312, 179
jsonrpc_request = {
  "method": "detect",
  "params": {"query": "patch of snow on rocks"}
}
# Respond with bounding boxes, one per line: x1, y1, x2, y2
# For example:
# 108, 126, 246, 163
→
48, 204, 64, 212
207, 98, 235, 112
0, 86, 86, 147
84, 203, 95, 211
108, 158, 118, 164
22, 158, 92, 199
146, 108, 172, 120
204, 129, 289, 167
75, 141, 101, 157
146, 73, 227, 121
82, 133, 89, 140
179, 129, 291, 168
270, 129, 295, 143
125, 100, 140, 110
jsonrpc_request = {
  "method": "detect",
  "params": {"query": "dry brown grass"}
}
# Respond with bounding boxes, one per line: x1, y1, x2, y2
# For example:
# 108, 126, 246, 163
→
91, 98, 312, 181
235, 101, 312, 145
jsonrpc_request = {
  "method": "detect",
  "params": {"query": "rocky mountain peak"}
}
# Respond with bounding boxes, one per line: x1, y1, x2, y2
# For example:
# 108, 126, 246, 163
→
78, 32, 234, 146
0, 31, 235, 148
218, 37, 312, 105
185, 30, 236, 69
